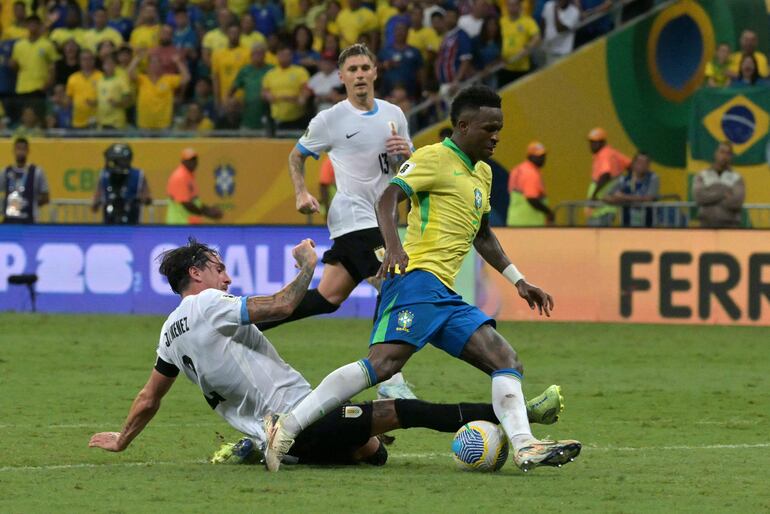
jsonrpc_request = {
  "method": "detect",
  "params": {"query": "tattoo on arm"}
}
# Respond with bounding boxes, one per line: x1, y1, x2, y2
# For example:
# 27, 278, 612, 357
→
247, 263, 315, 323
288, 148, 309, 194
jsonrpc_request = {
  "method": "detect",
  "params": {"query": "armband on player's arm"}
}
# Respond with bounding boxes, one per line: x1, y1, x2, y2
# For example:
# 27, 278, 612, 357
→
502, 264, 525, 286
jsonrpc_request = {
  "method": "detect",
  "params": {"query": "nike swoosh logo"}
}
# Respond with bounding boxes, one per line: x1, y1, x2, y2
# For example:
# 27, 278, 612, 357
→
453, 171, 464, 176
346, 131, 360, 139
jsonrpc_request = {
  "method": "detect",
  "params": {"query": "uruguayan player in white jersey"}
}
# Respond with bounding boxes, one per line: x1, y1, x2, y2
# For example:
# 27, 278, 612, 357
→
256, 43, 416, 400
88, 239, 564, 466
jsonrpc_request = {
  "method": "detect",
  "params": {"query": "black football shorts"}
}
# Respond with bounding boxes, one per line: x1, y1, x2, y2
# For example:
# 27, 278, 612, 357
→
288, 402, 374, 465
321, 227, 385, 284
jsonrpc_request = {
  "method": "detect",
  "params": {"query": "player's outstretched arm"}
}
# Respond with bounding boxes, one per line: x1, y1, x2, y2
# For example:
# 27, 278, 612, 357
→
473, 215, 554, 317
88, 370, 176, 452
289, 147, 320, 214
376, 184, 410, 278
245, 239, 318, 323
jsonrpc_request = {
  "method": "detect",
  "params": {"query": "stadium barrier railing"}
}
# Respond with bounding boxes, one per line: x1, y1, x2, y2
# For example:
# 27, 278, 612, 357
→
0, 127, 305, 140
43, 198, 770, 229
45, 198, 168, 224
553, 200, 770, 228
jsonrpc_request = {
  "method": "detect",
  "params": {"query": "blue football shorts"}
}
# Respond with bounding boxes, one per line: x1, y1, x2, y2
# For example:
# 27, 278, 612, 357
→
370, 270, 495, 357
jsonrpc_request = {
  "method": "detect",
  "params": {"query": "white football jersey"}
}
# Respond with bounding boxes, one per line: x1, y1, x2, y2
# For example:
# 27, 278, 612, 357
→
297, 99, 413, 239
156, 289, 312, 445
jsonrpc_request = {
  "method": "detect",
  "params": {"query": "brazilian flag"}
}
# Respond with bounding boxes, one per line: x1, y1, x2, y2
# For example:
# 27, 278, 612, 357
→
606, 0, 769, 167
689, 86, 770, 165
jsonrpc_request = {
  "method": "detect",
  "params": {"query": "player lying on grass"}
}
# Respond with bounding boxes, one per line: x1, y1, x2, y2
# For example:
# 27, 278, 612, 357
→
88, 238, 564, 466
265, 85, 581, 473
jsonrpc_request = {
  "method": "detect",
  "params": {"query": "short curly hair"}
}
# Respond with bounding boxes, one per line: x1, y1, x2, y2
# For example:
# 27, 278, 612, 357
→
158, 238, 220, 294
449, 85, 502, 126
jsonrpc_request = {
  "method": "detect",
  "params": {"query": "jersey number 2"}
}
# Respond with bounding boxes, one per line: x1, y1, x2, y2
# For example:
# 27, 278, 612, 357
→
182, 354, 226, 410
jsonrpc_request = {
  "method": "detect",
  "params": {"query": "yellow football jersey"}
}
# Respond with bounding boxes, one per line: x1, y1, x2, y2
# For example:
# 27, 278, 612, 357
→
390, 138, 492, 288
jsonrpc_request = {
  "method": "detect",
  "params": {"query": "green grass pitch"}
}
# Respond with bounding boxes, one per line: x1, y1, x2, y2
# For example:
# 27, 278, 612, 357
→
1, 314, 769, 513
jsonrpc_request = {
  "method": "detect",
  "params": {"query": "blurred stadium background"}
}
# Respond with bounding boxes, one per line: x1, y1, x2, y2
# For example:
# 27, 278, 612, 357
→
1, 0, 770, 323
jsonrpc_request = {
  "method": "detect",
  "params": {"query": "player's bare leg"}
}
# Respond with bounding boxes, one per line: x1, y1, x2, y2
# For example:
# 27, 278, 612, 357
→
460, 324, 581, 471
316, 262, 358, 304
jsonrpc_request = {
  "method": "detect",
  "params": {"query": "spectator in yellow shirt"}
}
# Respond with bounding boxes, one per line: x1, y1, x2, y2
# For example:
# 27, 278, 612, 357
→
705, 42, 732, 88
50, 8, 86, 49
14, 105, 44, 138
96, 53, 131, 128
130, 50, 190, 130
175, 102, 214, 134
66, 50, 102, 128
377, 1, 398, 33
728, 30, 769, 78
82, 7, 124, 52
115, 44, 134, 89
336, 0, 378, 48
283, 0, 303, 28
9, 15, 57, 121
212, 24, 249, 107
407, 6, 442, 61
201, 8, 234, 67
106, 0, 133, 41
262, 44, 310, 130
129, 4, 160, 52
325, 1, 342, 39
1, 1, 29, 41
106, 0, 135, 19
499, 0, 540, 85
239, 12, 266, 51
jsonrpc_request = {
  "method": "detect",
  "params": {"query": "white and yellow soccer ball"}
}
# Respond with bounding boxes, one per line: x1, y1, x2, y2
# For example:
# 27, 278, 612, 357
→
451, 421, 509, 472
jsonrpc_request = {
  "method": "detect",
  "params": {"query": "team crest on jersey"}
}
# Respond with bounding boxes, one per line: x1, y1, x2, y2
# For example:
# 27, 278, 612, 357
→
474, 188, 482, 210
398, 161, 415, 176
343, 406, 363, 418
396, 310, 414, 332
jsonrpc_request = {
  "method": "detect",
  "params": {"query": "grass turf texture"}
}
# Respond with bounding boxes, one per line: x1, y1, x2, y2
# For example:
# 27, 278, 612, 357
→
1, 314, 769, 513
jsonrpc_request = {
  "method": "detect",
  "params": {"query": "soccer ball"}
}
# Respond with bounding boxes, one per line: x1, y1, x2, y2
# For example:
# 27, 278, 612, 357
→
451, 421, 509, 472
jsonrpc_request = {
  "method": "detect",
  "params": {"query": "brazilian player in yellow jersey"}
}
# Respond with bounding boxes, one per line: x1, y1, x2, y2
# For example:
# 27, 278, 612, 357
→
266, 85, 581, 473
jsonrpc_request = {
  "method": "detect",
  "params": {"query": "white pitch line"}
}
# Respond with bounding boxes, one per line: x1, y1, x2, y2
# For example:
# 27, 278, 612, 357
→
0, 422, 225, 430
594, 419, 763, 427
2, 419, 763, 430
2, 443, 768, 473
391, 443, 770, 459
588, 443, 770, 452
0, 460, 206, 472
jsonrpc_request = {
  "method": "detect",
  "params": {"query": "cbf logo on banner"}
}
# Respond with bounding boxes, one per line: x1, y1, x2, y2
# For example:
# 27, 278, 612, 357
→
690, 87, 770, 165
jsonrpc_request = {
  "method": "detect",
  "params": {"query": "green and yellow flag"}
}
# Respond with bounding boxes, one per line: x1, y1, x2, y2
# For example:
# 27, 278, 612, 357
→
689, 86, 770, 165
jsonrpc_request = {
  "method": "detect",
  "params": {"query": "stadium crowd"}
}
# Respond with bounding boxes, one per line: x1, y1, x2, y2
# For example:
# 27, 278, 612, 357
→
0, 0, 655, 135
704, 30, 770, 88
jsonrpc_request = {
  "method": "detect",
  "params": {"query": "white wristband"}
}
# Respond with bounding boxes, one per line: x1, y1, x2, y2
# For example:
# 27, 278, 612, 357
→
502, 264, 525, 286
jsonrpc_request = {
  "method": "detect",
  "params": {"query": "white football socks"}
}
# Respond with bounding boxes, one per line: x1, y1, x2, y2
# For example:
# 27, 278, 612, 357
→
282, 359, 375, 438
491, 372, 535, 451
